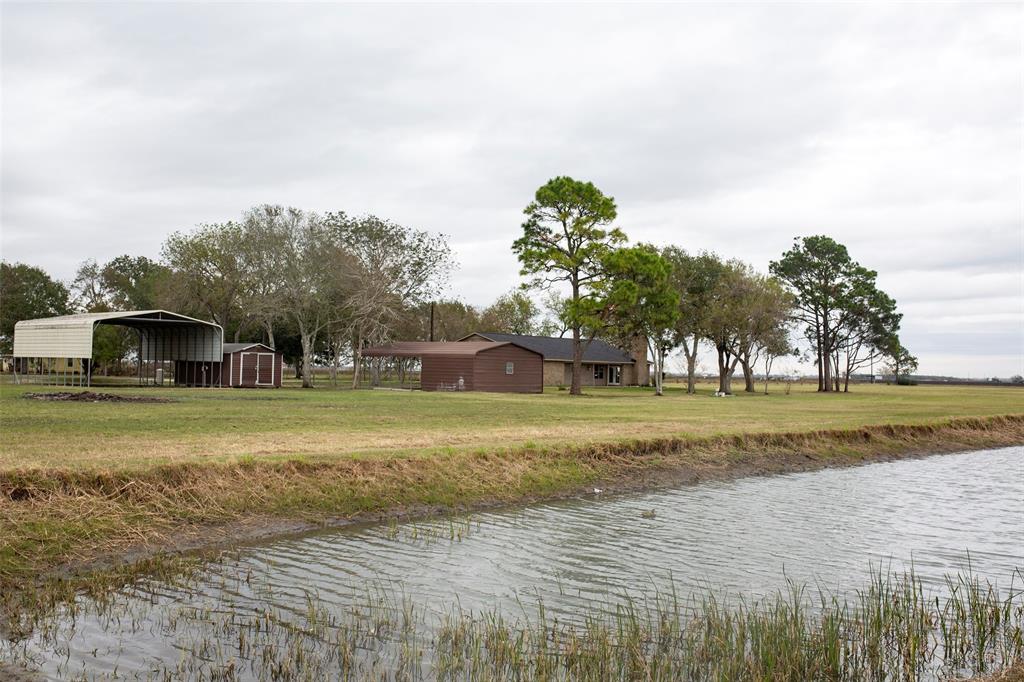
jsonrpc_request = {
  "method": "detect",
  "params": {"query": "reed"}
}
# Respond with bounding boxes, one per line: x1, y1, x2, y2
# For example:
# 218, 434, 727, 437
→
3, 566, 1021, 680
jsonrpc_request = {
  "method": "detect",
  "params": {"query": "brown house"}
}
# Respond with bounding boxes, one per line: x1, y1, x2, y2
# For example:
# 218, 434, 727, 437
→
460, 332, 650, 387
361, 341, 543, 393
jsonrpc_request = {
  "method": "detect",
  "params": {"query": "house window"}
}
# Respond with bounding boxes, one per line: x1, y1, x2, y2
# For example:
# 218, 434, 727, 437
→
594, 365, 606, 380
67, 358, 74, 368
505, 362, 514, 375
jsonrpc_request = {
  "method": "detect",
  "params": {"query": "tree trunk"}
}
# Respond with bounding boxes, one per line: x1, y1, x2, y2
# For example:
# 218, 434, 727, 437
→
832, 350, 841, 392
686, 354, 696, 394
569, 276, 582, 396
650, 341, 665, 396
300, 331, 315, 388
740, 359, 755, 393
683, 334, 698, 394
265, 321, 276, 351
717, 345, 732, 394
814, 312, 823, 392
821, 312, 832, 392
350, 332, 363, 389
570, 325, 583, 396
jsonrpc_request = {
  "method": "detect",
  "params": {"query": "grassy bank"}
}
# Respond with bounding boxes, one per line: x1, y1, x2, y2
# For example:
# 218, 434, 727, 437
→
1, 382, 1022, 589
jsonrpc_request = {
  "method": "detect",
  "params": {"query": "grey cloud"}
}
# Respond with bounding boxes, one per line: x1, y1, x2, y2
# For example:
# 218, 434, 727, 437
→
2, 2, 1020, 376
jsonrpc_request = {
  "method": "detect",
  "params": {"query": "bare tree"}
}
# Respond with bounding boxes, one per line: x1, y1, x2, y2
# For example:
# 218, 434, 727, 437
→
321, 213, 453, 389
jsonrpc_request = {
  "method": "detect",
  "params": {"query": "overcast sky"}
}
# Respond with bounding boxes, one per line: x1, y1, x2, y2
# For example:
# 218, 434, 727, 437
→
2, 2, 1021, 377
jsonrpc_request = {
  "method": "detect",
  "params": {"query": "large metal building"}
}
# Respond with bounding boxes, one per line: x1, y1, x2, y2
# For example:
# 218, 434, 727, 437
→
12, 310, 224, 387
361, 341, 543, 393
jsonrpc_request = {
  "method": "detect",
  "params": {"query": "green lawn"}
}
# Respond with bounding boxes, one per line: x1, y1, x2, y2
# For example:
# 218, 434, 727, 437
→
2, 380, 1021, 470
1, 378, 1021, 587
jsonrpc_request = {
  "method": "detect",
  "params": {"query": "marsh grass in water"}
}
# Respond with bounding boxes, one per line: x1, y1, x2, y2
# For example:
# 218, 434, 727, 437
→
384, 515, 477, 544
3, 565, 1021, 681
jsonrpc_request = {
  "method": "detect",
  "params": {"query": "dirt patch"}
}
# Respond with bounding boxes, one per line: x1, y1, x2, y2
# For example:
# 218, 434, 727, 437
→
22, 391, 174, 404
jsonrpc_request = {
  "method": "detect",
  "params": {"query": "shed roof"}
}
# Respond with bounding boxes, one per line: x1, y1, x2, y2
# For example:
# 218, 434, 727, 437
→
13, 310, 223, 360
362, 341, 539, 358
223, 342, 276, 354
461, 332, 635, 364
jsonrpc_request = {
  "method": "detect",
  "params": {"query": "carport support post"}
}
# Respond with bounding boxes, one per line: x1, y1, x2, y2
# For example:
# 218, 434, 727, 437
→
137, 329, 143, 386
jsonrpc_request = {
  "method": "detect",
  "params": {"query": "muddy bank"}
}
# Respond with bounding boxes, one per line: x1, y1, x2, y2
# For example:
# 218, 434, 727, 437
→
12, 414, 1021, 591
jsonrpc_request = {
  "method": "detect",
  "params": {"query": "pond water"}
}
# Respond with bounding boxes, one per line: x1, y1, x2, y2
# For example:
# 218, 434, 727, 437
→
5, 447, 1023, 679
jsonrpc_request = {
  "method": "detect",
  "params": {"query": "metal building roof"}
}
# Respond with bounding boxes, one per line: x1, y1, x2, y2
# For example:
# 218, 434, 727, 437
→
13, 310, 223, 360
362, 341, 540, 358
461, 332, 635, 364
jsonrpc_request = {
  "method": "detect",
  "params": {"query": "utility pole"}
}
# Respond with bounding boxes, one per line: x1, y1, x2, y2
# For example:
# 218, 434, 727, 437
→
429, 301, 435, 342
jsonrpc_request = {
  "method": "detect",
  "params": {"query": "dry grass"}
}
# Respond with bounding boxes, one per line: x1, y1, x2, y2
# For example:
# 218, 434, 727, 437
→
1, 379, 1022, 600
2, 380, 1022, 469
2, 412, 1022, 591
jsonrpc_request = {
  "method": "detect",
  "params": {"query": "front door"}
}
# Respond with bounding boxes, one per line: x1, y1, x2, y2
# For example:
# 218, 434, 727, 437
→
608, 365, 622, 385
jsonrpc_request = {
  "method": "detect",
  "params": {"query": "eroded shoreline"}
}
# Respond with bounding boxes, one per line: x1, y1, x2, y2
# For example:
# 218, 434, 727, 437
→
4, 415, 1021, 591
2, 425, 1022, 681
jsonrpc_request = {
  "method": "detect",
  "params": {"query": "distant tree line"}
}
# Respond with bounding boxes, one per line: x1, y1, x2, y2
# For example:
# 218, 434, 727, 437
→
2, 184, 915, 393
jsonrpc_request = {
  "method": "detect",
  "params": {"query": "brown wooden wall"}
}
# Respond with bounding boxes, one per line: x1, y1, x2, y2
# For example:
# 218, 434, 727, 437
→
220, 351, 282, 388
473, 345, 543, 393
420, 355, 476, 391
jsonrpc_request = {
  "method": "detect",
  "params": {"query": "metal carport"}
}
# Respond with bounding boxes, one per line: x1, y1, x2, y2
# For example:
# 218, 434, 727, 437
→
12, 310, 224, 387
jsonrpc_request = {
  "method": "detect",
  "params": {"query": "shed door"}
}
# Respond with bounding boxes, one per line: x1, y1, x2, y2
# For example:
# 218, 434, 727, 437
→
256, 353, 275, 386
240, 352, 260, 386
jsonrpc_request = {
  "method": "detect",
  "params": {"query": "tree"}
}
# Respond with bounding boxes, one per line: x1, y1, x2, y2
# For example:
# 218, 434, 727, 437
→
161, 222, 248, 339
601, 245, 678, 396
703, 261, 752, 395
536, 291, 570, 337
273, 211, 352, 388
238, 206, 298, 349
479, 290, 540, 335
761, 324, 795, 394
513, 176, 626, 395
70, 259, 108, 312
661, 249, 725, 394
0, 262, 70, 354
100, 255, 170, 311
401, 300, 480, 342
734, 275, 794, 393
323, 213, 453, 388
833, 287, 901, 392
770, 236, 883, 393
885, 342, 918, 384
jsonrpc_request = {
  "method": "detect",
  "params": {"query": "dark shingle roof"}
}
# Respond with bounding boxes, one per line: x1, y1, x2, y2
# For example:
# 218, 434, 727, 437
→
465, 332, 634, 364
362, 341, 541, 358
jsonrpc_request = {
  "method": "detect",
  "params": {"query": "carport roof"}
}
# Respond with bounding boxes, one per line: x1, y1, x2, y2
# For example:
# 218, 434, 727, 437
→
13, 310, 222, 359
